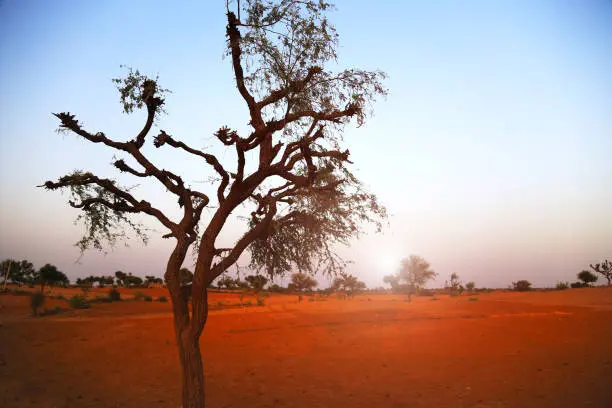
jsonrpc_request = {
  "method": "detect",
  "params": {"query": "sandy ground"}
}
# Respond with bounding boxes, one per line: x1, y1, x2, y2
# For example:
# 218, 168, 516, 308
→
1, 287, 611, 407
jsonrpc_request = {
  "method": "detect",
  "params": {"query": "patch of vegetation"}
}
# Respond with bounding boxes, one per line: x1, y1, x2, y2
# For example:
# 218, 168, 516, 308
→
468, 297, 479, 301
92, 295, 112, 303
133, 291, 146, 301
256, 298, 265, 306
430, 297, 440, 301
512, 280, 532, 292
30, 292, 45, 316
157, 296, 168, 302
143, 295, 153, 302
555, 281, 570, 290
108, 287, 121, 301
245, 300, 253, 307
68, 295, 91, 309
570, 282, 585, 289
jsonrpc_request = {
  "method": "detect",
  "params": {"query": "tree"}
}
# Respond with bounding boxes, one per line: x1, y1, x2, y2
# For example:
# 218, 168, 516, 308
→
245, 274, 269, 291
590, 260, 611, 285
40, 2, 386, 406
114, 271, 127, 286
216, 275, 239, 290
449, 273, 462, 295
1, 259, 36, 286
465, 281, 476, 293
330, 272, 366, 298
386, 255, 436, 301
288, 272, 318, 292
512, 280, 532, 292
36, 264, 69, 293
577, 270, 598, 287
382, 274, 400, 293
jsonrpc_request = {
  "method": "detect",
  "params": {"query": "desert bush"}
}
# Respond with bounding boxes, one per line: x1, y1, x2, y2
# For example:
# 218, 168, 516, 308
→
256, 298, 265, 306
133, 291, 146, 301
555, 281, 570, 290
570, 282, 585, 289
245, 300, 253, 306
259, 291, 270, 298
108, 287, 121, 301
577, 270, 598, 287
512, 280, 532, 292
468, 297, 479, 301
69, 295, 90, 309
92, 295, 112, 303
143, 295, 153, 302
157, 296, 168, 302
431, 297, 440, 301
30, 292, 45, 316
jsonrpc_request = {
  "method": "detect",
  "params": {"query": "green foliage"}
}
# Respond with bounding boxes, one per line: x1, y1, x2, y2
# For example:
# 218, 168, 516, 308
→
512, 280, 532, 292
288, 273, 318, 292
577, 270, 598, 286
555, 281, 570, 290
108, 287, 121, 301
30, 292, 45, 316
245, 274, 269, 291
36, 264, 69, 291
111, 66, 169, 118
157, 296, 168, 302
216, 275, 239, 290
1, 259, 36, 285
465, 281, 476, 293
68, 295, 90, 309
330, 272, 366, 298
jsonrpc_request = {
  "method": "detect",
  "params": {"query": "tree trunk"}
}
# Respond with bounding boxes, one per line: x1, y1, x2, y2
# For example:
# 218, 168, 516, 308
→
177, 329, 206, 408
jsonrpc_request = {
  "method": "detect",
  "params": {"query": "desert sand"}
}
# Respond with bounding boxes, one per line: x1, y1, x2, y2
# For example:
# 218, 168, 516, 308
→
1, 287, 611, 407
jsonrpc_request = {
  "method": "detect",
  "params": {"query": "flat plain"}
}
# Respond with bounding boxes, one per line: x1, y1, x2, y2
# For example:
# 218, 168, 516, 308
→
1, 286, 611, 407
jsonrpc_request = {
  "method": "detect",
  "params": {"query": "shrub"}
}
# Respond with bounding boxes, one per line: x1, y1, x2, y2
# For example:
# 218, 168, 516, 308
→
108, 287, 121, 301
468, 297, 479, 301
245, 300, 253, 306
69, 295, 90, 309
92, 295, 112, 303
133, 291, 146, 301
512, 280, 532, 292
256, 298, 265, 306
157, 296, 168, 302
143, 295, 153, 302
555, 281, 570, 290
30, 292, 45, 316
570, 282, 585, 289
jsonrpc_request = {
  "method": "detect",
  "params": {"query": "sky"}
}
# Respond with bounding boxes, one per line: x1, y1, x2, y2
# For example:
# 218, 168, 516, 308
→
0, 0, 610, 289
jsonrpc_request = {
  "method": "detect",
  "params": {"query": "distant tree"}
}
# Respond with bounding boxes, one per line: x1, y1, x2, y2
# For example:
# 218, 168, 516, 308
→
577, 270, 598, 287
123, 273, 144, 287
465, 281, 476, 293
100, 275, 116, 287
144, 275, 163, 286
114, 271, 127, 286
245, 274, 269, 291
382, 274, 400, 293
512, 280, 532, 292
570, 281, 585, 289
36, 264, 69, 292
387, 255, 436, 301
1, 259, 36, 286
590, 260, 611, 286
268, 283, 285, 293
216, 275, 238, 290
555, 281, 569, 290
288, 273, 318, 292
330, 272, 366, 298
449, 273, 462, 295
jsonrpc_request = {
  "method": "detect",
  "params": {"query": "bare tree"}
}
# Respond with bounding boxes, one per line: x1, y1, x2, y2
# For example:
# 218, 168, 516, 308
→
590, 260, 611, 286
40, 1, 386, 406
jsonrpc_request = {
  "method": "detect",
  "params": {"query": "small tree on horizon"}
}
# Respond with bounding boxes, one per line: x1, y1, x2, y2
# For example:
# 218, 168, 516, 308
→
385, 255, 436, 301
288, 272, 318, 293
512, 280, 532, 292
245, 274, 269, 291
36, 264, 69, 293
330, 272, 366, 298
465, 281, 476, 293
590, 260, 611, 286
577, 270, 598, 287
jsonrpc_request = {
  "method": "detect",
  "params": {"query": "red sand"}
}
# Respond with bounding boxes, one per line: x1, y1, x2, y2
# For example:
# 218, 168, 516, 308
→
1, 287, 611, 407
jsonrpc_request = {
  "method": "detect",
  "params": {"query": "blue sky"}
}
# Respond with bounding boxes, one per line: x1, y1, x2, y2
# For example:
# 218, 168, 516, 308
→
0, 0, 610, 288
